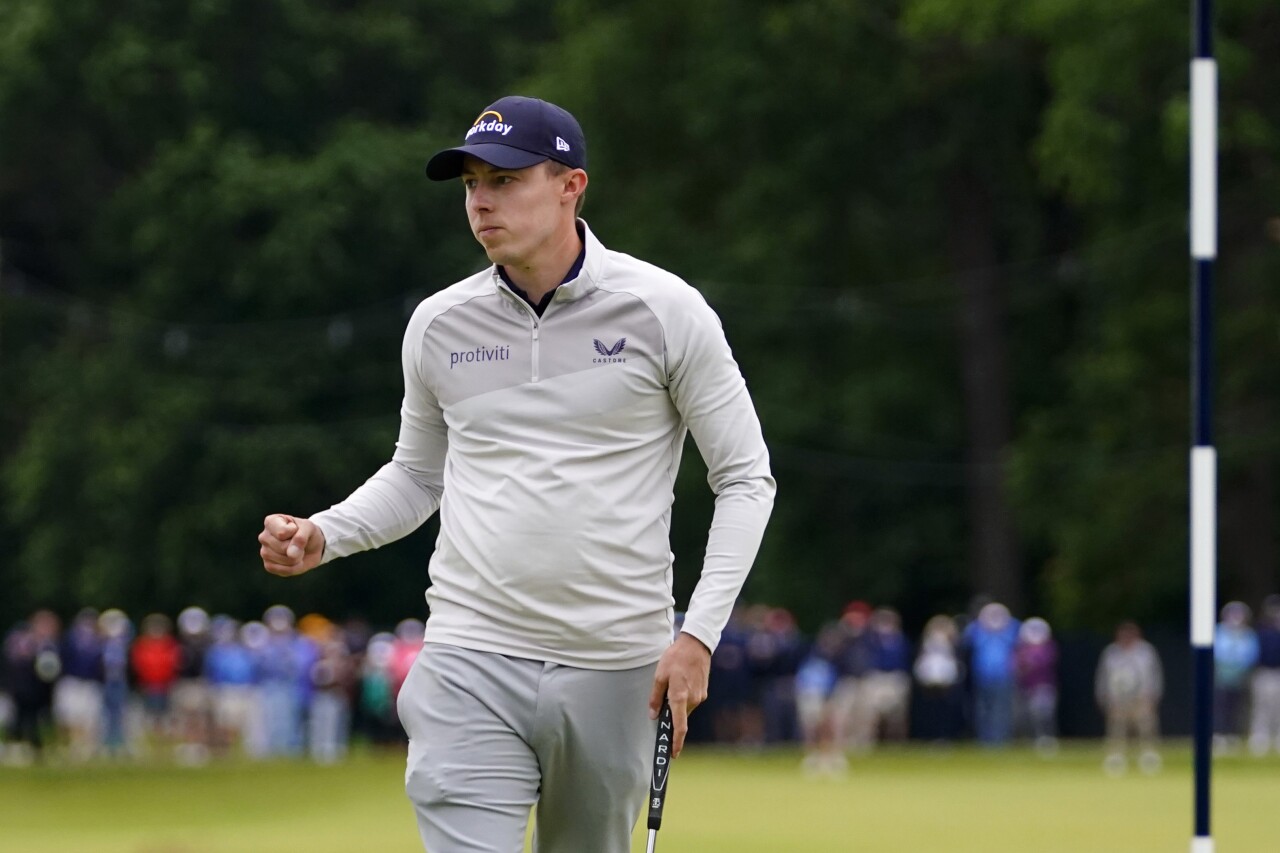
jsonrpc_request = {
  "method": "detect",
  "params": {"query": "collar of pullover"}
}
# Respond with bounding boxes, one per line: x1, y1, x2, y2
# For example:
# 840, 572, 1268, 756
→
493, 219, 603, 307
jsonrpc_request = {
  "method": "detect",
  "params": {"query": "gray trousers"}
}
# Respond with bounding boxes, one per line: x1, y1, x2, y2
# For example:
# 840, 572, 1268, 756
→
397, 642, 658, 853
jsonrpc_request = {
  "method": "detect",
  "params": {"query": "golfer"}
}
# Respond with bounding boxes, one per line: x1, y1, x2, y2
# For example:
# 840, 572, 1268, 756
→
258, 95, 775, 852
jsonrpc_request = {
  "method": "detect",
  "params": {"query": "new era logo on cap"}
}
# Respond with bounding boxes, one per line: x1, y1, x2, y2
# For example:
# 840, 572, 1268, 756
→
425, 96, 587, 181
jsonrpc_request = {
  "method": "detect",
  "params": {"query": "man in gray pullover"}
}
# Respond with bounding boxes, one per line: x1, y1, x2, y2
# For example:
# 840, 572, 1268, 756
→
258, 96, 775, 852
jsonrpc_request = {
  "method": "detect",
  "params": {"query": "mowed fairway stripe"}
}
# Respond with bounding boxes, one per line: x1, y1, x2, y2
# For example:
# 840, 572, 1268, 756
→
1, 746, 1276, 852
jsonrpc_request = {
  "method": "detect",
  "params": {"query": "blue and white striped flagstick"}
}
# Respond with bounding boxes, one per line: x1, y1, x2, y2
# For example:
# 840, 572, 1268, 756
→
1190, 0, 1217, 851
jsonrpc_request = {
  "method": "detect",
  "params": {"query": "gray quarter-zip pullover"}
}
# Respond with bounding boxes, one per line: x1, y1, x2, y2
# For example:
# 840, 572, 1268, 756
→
311, 221, 775, 669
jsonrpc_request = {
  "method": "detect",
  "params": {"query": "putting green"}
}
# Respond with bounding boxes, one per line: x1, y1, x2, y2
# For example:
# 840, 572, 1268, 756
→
0, 744, 1274, 852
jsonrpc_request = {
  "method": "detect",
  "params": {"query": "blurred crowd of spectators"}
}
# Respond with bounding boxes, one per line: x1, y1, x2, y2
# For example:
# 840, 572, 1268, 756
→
4, 596, 1279, 772
701, 600, 1065, 777
698, 595, 1280, 777
1, 605, 419, 766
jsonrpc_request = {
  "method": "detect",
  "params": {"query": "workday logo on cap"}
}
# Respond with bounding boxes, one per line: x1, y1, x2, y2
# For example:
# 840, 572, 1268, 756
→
466, 110, 515, 140
425, 96, 587, 181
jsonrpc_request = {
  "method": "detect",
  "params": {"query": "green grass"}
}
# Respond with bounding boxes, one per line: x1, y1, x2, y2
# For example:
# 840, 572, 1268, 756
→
1, 743, 1276, 852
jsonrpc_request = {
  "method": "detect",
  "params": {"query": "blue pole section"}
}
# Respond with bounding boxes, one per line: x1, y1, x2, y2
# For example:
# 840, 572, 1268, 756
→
1190, 0, 1216, 851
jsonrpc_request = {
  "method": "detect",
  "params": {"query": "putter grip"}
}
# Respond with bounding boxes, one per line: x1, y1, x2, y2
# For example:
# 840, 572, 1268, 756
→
647, 699, 674, 831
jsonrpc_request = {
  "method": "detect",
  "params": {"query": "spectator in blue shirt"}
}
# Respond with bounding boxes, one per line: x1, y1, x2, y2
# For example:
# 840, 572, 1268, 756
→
204, 616, 259, 757
797, 623, 844, 776
98, 609, 133, 758
706, 606, 753, 744
831, 601, 876, 753
260, 605, 307, 757
964, 602, 1021, 746
866, 608, 912, 743
55, 608, 104, 763
1215, 601, 1259, 754
746, 606, 804, 744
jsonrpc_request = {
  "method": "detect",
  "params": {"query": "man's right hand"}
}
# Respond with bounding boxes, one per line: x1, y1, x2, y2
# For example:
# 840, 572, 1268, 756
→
258, 514, 325, 577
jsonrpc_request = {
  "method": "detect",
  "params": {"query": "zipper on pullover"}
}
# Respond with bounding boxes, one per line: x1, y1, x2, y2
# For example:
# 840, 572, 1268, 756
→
530, 319, 540, 382
498, 276, 550, 383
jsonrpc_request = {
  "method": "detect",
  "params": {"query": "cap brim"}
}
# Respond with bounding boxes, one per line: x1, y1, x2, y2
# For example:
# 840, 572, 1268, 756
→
425, 143, 550, 181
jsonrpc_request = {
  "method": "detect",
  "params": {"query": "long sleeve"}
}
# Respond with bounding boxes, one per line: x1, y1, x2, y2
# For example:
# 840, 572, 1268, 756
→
665, 292, 775, 653
311, 305, 447, 561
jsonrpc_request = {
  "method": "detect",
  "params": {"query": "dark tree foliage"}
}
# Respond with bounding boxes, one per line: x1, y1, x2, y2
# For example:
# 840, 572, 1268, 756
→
2, 0, 1278, 633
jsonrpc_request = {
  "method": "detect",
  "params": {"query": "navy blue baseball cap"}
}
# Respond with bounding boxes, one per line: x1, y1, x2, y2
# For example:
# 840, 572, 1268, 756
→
425, 96, 587, 181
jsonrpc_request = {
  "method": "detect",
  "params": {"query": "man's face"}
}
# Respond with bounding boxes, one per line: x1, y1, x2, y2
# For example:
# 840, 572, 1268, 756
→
460, 156, 576, 266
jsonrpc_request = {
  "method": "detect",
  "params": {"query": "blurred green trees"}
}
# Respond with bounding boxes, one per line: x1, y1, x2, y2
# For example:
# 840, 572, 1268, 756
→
904, 0, 1280, 625
1, 0, 1277, 631
0, 0, 557, 622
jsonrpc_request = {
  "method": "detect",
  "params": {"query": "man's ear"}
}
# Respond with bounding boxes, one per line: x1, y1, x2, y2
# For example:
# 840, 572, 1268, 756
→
563, 169, 588, 205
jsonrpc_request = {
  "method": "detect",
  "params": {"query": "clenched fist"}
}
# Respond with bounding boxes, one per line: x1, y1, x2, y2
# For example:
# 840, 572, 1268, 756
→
258, 514, 325, 577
